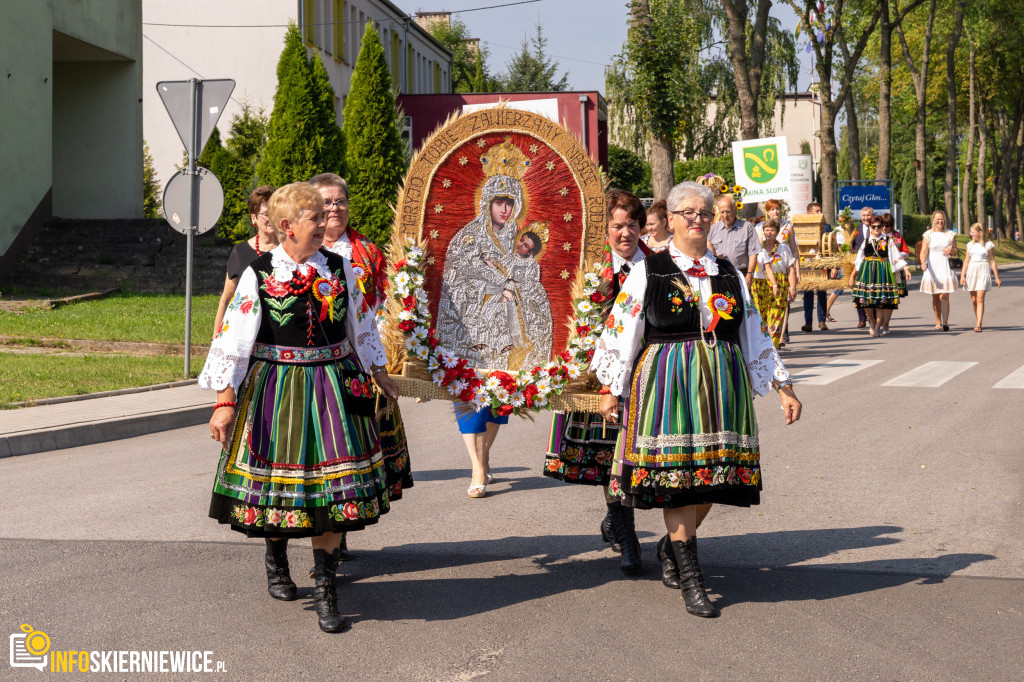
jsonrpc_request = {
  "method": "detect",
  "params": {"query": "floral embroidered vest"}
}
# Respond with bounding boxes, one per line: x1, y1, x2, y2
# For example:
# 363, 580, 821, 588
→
863, 237, 890, 259
642, 250, 744, 345
251, 251, 349, 348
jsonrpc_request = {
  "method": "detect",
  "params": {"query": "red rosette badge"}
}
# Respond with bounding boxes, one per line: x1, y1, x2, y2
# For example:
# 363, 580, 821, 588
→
312, 277, 341, 322
705, 293, 737, 333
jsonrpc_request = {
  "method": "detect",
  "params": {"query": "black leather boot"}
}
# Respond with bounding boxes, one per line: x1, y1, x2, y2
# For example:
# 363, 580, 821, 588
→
264, 539, 297, 601
337, 532, 352, 561
600, 507, 622, 553
656, 535, 680, 589
671, 537, 716, 618
607, 502, 642, 574
312, 549, 348, 633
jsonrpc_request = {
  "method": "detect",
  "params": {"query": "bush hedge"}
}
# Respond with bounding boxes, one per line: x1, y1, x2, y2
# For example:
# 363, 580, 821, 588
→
902, 214, 932, 246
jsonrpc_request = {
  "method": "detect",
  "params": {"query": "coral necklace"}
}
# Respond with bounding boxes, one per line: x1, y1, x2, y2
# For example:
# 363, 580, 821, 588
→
283, 266, 317, 295
255, 234, 260, 256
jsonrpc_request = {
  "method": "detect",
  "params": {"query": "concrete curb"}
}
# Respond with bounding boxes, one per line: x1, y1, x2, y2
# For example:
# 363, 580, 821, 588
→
8, 379, 198, 408
0, 405, 209, 458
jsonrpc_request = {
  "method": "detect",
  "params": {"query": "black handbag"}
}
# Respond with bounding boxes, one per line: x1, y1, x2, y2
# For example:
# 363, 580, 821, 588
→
949, 257, 964, 270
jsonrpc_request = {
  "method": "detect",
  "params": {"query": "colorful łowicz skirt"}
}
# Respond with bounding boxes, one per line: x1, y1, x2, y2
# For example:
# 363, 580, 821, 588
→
209, 354, 390, 537
378, 402, 414, 500
610, 339, 761, 509
852, 257, 900, 309
543, 409, 621, 486
750, 274, 789, 347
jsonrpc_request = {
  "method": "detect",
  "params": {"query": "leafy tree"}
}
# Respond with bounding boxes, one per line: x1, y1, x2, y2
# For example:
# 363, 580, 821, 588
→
342, 22, 407, 245
608, 144, 646, 194
497, 22, 569, 92
142, 141, 161, 219
256, 23, 344, 187
426, 17, 497, 93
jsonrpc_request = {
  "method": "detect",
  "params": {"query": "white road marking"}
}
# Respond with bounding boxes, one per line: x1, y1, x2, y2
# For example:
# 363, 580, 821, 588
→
790, 359, 884, 385
881, 361, 978, 388
993, 365, 1024, 389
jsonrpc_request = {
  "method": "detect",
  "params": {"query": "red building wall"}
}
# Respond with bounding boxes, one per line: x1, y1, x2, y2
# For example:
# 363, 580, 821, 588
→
396, 92, 608, 171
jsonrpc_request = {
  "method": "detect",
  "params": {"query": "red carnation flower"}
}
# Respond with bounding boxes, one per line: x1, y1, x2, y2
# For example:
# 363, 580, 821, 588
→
590, 291, 606, 303
398, 320, 415, 332
495, 404, 514, 417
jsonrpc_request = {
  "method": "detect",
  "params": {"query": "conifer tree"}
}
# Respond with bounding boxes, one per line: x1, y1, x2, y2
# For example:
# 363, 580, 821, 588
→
257, 23, 344, 187
342, 22, 406, 244
142, 141, 161, 218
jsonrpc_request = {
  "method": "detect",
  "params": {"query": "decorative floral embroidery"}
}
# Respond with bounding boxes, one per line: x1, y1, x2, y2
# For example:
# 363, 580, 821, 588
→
230, 504, 312, 528
328, 498, 380, 522
345, 376, 373, 398
625, 465, 760, 490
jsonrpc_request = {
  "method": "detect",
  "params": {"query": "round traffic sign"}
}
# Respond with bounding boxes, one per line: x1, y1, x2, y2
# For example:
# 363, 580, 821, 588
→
162, 167, 224, 235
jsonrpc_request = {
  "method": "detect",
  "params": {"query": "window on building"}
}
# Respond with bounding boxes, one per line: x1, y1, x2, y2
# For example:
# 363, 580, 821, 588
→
391, 33, 401, 89
434, 62, 441, 94
407, 45, 414, 93
303, 0, 315, 45
318, 0, 330, 55
332, 0, 345, 62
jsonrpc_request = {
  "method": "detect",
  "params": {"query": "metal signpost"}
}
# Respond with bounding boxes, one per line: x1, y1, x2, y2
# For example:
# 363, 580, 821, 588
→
157, 78, 235, 376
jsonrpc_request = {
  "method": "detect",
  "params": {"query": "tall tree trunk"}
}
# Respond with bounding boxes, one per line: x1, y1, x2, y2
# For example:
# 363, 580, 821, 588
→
996, 104, 1024, 239
943, 2, 964, 230
844, 87, 861, 180
896, 0, 936, 214
960, 45, 976, 230
650, 136, 674, 200
721, 0, 773, 140
976, 98, 988, 230
992, 108, 1007, 238
875, 0, 892, 181
1015, 125, 1024, 241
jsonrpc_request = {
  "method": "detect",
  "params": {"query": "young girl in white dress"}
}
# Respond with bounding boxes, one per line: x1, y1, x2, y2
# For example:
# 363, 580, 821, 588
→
918, 210, 958, 331
959, 223, 1002, 332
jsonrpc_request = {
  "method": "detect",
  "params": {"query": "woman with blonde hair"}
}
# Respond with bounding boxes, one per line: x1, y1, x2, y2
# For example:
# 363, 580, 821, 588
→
959, 223, 1002, 332
919, 209, 958, 331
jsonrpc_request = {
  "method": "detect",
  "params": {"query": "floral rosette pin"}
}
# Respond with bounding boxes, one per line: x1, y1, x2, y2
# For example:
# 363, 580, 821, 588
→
705, 293, 737, 332
312, 277, 341, 322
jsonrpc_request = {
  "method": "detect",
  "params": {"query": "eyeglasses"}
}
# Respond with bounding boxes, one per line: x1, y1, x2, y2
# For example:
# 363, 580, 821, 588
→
324, 199, 349, 209
670, 209, 714, 222
256, 212, 269, 221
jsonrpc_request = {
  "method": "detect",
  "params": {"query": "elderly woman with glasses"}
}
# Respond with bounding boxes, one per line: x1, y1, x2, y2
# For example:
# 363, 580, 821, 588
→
592, 181, 801, 618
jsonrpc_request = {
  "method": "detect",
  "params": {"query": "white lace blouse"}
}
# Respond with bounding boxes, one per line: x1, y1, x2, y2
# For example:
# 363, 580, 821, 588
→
198, 246, 387, 391
591, 243, 789, 397
854, 236, 908, 271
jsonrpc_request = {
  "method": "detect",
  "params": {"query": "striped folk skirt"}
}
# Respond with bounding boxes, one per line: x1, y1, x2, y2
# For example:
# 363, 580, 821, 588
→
852, 257, 901, 309
208, 354, 390, 537
610, 339, 762, 509
544, 408, 621, 486
750, 274, 789, 347
378, 402, 414, 500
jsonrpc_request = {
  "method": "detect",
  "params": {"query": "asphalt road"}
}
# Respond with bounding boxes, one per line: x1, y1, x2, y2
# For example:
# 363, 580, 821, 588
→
2, 266, 1022, 680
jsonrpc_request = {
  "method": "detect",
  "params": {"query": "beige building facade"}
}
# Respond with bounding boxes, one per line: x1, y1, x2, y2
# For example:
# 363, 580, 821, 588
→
143, 0, 451, 187
0, 0, 143, 280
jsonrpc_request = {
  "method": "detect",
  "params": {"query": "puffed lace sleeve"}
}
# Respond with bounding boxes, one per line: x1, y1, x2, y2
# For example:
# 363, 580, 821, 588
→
199, 267, 261, 391
343, 259, 387, 370
887, 237, 908, 271
592, 260, 648, 396
737, 274, 789, 396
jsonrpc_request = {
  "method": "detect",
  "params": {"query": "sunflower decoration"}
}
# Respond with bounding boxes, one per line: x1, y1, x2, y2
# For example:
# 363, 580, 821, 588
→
735, 201, 744, 211
719, 183, 729, 194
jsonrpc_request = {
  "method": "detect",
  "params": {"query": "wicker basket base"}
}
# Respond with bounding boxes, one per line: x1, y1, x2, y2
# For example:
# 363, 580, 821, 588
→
388, 375, 605, 414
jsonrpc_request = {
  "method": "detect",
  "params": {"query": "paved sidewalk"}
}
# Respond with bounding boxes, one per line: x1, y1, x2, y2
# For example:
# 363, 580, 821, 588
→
0, 384, 208, 458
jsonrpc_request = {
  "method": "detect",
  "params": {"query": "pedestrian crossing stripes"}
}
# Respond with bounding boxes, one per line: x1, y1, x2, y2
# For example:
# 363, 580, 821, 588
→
881, 361, 978, 387
790, 359, 884, 385
993, 365, 1024, 390
789, 358, 1022, 389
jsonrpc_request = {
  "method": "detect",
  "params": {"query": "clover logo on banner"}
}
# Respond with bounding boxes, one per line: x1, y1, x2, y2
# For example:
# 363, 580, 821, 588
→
10, 624, 50, 671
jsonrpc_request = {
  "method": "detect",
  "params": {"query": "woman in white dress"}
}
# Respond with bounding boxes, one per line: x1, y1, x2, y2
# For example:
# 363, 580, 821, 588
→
959, 223, 1002, 332
918, 210, 959, 331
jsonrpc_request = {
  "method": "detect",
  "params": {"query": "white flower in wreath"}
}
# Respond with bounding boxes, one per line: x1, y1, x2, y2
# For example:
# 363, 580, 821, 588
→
544, 361, 557, 371
397, 309, 414, 321
412, 274, 425, 287
472, 391, 490, 409
407, 245, 424, 260
415, 288, 429, 303
446, 383, 458, 395
409, 346, 428, 360
535, 377, 551, 394
427, 356, 440, 372
394, 272, 412, 289
441, 352, 459, 369
416, 303, 431, 317
584, 272, 600, 287
484, 376, 502, 391
432, 371, 444, 386
534, 394, 548, 408
412, 325, 429, 340
566, 363, 582, 379
510, 391, 525, 407
577, 300, 594, 314
493, 387, 509, 402
583, 336, 597, 348
405, 337, 418, 351
452, 379, 468, 395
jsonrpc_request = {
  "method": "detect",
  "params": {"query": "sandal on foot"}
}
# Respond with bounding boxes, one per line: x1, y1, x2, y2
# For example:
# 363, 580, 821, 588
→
974, 327, 982, 333
467, 484, 487, 498
826, 314, 836, 323
485, 470, 495, 484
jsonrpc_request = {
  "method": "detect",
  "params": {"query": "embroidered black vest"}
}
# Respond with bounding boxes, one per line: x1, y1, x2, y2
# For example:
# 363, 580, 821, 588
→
863, 237, 889, 259
250, 251, 349, 349
642, 250, 745, 345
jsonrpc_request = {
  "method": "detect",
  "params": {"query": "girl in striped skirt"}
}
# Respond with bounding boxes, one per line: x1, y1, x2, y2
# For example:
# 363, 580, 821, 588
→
847, 216, 910, 337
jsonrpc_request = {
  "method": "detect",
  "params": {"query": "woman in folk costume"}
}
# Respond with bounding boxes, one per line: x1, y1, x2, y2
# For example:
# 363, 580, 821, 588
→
544, 189, 650, 574
311, 174, 414, 559
847, 215, 910, 337
750, 219, 797, 348
593, 181, 801, 618
202, 183, 399, 633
